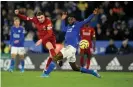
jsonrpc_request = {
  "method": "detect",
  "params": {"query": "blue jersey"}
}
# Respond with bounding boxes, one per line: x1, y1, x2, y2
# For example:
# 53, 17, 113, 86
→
61, 14, 94, 48
10, 26, 25, 47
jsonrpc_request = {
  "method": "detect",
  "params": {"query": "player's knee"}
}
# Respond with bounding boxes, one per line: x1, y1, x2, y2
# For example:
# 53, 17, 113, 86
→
46, 42, 54, 50
53, 55, 61, 62
11, 54, 17, 58
53, 53, 63, 62
19, 55, 24, 59
69, 62, 80, 71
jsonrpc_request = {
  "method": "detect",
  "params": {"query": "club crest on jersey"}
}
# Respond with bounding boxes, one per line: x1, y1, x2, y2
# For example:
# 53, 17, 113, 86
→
18, 30, 21, 33
72, 25, 75, 28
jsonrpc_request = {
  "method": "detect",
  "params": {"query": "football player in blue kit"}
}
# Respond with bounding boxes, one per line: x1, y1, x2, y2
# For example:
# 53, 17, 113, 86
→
9, 17, 25, 72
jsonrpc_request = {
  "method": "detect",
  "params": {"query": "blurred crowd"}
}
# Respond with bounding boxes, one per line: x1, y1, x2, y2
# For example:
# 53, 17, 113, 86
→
105, 39, 133, 55
1, 1, 133, 54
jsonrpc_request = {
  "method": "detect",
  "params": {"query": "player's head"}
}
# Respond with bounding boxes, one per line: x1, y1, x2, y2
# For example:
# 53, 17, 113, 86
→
36, 11, 45, 23
109, 39, 114, 45
13, 17, 20, 27
122, 39, 128, 47
68, 14, 76, 25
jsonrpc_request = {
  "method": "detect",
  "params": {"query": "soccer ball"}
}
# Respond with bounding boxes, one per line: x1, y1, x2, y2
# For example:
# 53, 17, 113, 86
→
79, 40, 89, 49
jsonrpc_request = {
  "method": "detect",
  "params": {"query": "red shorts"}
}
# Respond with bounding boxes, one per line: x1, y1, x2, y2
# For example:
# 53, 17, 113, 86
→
80, 47, 91, 55
42, 37, 56, 49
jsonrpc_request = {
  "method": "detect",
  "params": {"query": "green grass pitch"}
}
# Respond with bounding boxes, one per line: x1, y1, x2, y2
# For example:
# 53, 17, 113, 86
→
1, 71, 133, 87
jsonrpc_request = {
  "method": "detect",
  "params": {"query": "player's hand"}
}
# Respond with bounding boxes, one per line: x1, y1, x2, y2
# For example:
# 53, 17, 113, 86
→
35, 39, 42, 46
61, 12, 67, 20
14, 40, 19, 44
15, 9, 19, 15
93, 8, 99, 15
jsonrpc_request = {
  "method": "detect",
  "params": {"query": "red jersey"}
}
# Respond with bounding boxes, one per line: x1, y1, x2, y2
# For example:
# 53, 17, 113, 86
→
17, 14, 55, 41
80, 26, 95, 48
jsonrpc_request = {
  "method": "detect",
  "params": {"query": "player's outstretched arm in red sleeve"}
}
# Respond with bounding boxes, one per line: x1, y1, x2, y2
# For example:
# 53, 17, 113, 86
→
15, 9, 36, 23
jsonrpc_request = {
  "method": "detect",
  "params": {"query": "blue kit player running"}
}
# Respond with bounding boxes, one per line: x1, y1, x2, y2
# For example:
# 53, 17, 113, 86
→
42, 8, 101, 78
9, 17, 25, 73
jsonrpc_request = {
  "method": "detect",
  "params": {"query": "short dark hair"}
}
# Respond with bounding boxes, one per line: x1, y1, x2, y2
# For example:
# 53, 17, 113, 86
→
36, 11, 44, 16
68, 14, 76, 18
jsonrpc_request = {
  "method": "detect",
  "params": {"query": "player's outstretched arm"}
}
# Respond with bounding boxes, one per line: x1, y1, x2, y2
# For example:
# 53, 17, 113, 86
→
61, 12, 67, 32
78, 8, 99, 27
15, 9, 36, 23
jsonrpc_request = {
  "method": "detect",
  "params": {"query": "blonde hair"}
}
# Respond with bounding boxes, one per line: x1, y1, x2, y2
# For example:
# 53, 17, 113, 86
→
14, 17, 20, 21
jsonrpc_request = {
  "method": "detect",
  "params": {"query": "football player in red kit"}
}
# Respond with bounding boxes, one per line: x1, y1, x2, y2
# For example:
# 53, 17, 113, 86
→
80, 24, 96, 69
15, 10, 56, 71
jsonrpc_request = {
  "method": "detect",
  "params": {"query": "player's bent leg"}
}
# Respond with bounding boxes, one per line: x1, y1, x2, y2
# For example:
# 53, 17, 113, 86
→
41, 41, 56, 77
53, 52, 63, 62
80, 67, 101, 78
69, 62, 80, 71
69, 62, 101, 78
19, 55, 25, 73
46, 42, 56, 58
42, 46, 75, 77
9, 54, 16, 72
18, 47, 25, 72
45, 57, 53, 71
41, 52, 63, 77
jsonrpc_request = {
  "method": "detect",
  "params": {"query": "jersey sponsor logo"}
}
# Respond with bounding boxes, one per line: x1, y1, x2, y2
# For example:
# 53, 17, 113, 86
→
39, 57, 56, 70
128, 62, 133, 70
106, 57, 123, 70
13, 33, 20, 38
67, 25, 75, 32
18, 56, 35, 69
87, 57, 101, 70
83, 32, 90, 36
0, 59, 11, 71
72, 25, 75, 28
67, 27, 73, 32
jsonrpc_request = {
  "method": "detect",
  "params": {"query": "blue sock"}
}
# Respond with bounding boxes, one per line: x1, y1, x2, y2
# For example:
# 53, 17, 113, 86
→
10, 58, 15, 69
45, 61, 56, 75
80, 67, 97, 77
20, 59, 25, 70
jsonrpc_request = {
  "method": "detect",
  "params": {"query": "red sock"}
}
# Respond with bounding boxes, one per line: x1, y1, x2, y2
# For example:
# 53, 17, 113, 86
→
80, 56, 84, 67
49, 49, 56, 58
86, 58, 91, 69
45, 57, 52, 70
